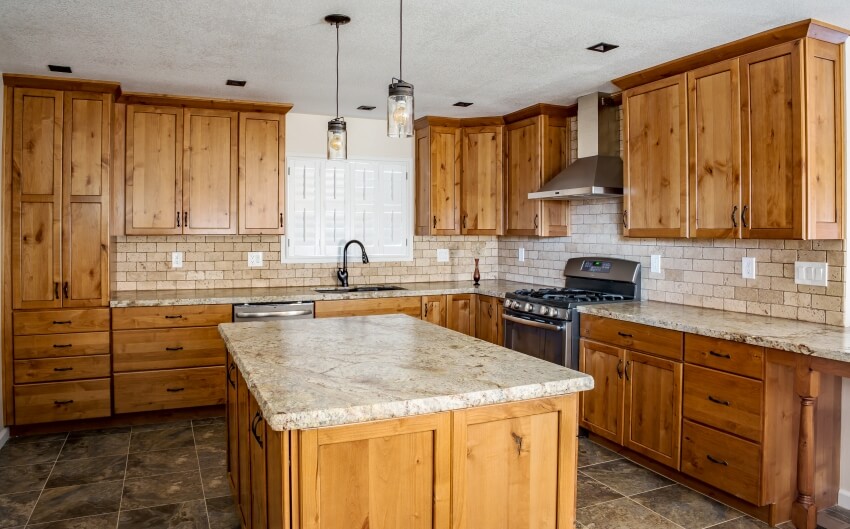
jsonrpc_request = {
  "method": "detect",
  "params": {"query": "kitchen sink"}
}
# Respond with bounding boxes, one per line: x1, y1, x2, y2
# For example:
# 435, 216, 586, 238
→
314, 285, 407, 293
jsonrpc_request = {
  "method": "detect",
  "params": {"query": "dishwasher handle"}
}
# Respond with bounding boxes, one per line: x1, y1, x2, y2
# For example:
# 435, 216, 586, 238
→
235, 310, 313, 319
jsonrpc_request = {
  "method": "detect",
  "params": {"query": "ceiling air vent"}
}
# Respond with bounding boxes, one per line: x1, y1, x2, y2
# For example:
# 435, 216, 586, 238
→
587, 43, 618, 53
48, 65, 72, 73
226, 79, 247, 87
453, 101, 473, 107
357, 105, 376, 111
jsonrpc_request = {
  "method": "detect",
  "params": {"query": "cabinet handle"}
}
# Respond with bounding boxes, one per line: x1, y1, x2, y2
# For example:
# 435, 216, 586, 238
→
623, 210, 628, 229
731, 205, 738, 228
166, 387, 185, 392
706, 454, 728, 466
625, 360, 631, 381
184, 211, 188, 227
63, 282, 69, 299
280, 213, 284, 228
52, 320, 72, 325
177, 211, 181, 227
165, 346, 183, 351
616, 359, 624, 379
533, 214, 539, 229
708, 350, 731, 359
433, 216, 437, 229
53, 367, 73, 372
707, 395, 730, 406
251, 411, 264, 448
165, 315, 183, 319
53, 344, 72, 348
617, 331, 633, 338
227, 363, 237, 389
462, 215, 467, 229
424, 303, 429, 318
488, 304, 493, 318
54, 282, 59, 300
54, 400, 74, 405
741, 205, 749, 228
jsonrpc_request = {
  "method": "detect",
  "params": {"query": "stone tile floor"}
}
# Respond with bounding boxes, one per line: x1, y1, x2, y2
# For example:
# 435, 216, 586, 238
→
0, 420, 846, 529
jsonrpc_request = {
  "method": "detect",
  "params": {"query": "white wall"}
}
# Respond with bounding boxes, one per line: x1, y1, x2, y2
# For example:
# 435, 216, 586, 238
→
285, 113, 413, 160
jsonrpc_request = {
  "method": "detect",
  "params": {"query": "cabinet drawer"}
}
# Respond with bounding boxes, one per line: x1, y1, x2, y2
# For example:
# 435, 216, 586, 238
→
112, 305, 232, 330
580, 315, 683, 360
14, 379, 111, 425
681, 420, 761, 505
683, 365, 763, 442
314, 297, 421, 318
114, 366, 225, 413
14, 309, 110, 335
14, 332, 110, 359
113, 327, 226, 372
15, 355, 111, 384
684, 334, 764, 379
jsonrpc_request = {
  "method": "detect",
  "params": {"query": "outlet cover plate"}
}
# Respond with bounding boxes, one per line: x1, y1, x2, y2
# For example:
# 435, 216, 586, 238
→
518, 248, 525, 262
171, 252, 183, 268
650, 254, 662, 274
248, 252, 263, 267
795, 261, 828, 287
436, 249, 450, 262
742, 257, 756, 279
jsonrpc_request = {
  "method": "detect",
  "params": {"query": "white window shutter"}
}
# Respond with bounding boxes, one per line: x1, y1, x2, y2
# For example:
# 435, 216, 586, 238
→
286, 158, 321, 258
379, 162, 407, 257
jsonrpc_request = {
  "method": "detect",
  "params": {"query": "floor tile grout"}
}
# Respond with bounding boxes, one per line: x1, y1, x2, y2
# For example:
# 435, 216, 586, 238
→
23, 432, 68, 527
191, 421, 213, 529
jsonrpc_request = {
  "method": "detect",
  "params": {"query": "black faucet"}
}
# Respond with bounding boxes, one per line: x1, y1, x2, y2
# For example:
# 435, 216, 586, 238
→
337, 240, 369, 287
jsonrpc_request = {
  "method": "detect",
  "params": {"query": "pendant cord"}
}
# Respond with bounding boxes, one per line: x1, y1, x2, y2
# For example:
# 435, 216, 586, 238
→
335, 22, 340, 119
399, 0, 403, 80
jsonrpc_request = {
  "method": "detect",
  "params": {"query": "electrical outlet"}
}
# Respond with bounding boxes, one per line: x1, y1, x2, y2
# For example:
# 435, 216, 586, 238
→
742, 257, 756, 279
518, 248, 525, 262
795, 261, 828, 287
650, 254, 662, 274
171, 252, 183, 268
248, 252, 263, 267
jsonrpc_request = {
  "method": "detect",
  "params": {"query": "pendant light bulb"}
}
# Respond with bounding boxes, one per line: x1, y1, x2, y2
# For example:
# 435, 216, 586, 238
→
325, 14, 350, 159
387, 0, 414, 138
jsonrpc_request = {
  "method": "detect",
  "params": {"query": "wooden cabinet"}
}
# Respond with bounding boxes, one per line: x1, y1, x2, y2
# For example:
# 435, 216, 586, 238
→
422, 295, 447, 326
239, 112, 285, 234
236, 371, 252, 527
315, 297, 422, 318
461, 126, 504, 235
505, 114, 570, 236
475, 295, 502, 346
623, 75, 688, 237
415, 123, 461, 235
248, 394, 268, 529
226, 353, 239, 502
446, 294, 475, 336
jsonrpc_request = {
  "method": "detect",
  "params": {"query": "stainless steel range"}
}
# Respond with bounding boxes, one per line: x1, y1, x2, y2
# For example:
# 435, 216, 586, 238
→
503, 257, 641, 369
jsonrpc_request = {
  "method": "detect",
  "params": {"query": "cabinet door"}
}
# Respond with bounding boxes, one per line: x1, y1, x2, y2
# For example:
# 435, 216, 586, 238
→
452, 396, 578, 529
62, 92, 110, 307
183, 108, 237, 234
430, 127, 461, 234
226, 355, 239, 497
249, 394, 267, 529
446, 294, 476, 336
623, 75, 688, 237
239, 112, 285, 235
414, 130, 432, 235
125, 105, 183, 235
579, 339, 624, 444
740, 41, 804, 239
623, 350, 682, 469
299, 413, 451, 529
688, 60, 742, 239
422, 295, 447, 327
11, 88, 63, 309
461, 126, 504, 235
506, 117, 542, 235
475, 295, 502, 346
236, 373, 252, 527
540, 116, 570, 236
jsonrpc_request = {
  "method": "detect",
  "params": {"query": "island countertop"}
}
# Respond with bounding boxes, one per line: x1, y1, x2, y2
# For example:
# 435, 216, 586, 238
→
219, 314, 594, 431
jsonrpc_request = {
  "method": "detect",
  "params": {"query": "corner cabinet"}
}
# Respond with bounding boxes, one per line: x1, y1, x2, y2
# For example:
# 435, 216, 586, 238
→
415, 122, 462, 235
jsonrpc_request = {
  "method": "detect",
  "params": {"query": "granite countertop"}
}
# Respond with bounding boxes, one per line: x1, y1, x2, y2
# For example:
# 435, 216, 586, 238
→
219, 314, 594, 431
111, 280, 534, 307
578, 301, 850, 364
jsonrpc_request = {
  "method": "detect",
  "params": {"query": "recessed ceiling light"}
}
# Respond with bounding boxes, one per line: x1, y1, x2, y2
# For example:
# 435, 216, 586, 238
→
587, 42, 618, 53
357, 105, 376, 111
48, 65, 72, 73
453, 101, 473, 107
226, 79, 246, 87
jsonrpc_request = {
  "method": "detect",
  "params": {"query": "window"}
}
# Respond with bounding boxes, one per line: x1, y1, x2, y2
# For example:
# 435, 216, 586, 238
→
283, 156, 412, 263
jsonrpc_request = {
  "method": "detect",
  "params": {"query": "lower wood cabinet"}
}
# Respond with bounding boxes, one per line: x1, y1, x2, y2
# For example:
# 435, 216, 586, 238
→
13, 378, 111, 425
475, 295, 503, 346
446, 294, 475, 336
113, 366, 225, 413
315, 297, 422, 318
422, 295, 447, 326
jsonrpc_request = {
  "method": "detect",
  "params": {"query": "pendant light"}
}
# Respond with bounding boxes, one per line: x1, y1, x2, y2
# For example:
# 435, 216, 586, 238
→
325, 14, 350, 160
387, 0, 413, 138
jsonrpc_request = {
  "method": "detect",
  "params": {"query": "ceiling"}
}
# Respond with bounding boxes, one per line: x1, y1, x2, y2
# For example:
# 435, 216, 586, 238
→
1, 0, 849, 119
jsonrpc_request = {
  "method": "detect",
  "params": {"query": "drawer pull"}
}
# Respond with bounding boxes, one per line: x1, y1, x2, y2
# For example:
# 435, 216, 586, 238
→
706, 454, 729, 466
707, 395, 730, 406
227, 363, 237, 389
52, 321, 72, 325
53, 344, 72, 348
617, 331, 633, 338
54, 399, 74, 405
708, 350, 732, 359
165, 315, 183, 319
165, 346, 184, 351
166, 387, 185, 393
251, 411, 264, 448
53, 367, 73, 372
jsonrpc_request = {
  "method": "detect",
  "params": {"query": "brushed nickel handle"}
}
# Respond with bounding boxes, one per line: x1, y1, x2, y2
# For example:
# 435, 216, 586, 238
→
731, 205, 738, 228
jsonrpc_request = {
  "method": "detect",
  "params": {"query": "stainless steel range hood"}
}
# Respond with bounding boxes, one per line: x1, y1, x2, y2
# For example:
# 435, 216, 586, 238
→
529, 92, 623, 200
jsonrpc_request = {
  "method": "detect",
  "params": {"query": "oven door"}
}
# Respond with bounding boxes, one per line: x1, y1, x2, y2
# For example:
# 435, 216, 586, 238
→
502, 308, 572, 367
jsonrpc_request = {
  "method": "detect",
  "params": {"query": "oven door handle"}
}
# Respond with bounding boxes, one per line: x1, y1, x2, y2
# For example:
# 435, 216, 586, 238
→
502, 313, 565, 332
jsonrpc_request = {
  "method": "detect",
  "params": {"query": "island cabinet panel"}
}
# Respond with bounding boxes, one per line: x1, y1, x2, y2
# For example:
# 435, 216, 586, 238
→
422, 295, 447, 327
475, 295, 503, 346
298, 413, 452, 529
446, 294, 475, 336
579, 339, 624, 444
249, 394, 268, 529
314, 297, 422, 319
225, 353, 239, 501
236, 372, 252, 528
452, 395, 578, 529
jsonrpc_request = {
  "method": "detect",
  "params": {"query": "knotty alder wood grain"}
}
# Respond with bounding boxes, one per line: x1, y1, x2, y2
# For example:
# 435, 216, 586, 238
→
446, 294, 475, 336
111, 304, 231, 330
430, 127, 462, 234
461, 126, 504, 235
475, 295, 502, 346
506, 117, 541, 235
314, 297, 422, 318
13, 308, 110, 335
112, 326, 226, 372
579, 339, 624, 444
14, 354, 111, 384
540, 117, 571, 237
415, 133, 432, 235
13, 332, 110, 359
239, 112, 285, 235
421, 295, 447, 326
683, 364, 763, 442
113, 365, 225, 413
13, 378, 111, 425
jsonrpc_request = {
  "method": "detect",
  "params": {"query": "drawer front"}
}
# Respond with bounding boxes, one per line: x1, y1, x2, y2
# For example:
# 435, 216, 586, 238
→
112, 305, 232, 330
683, 365, 764, 442
14, 332, 110, 359
15, 355, 111, 384
113, 327, 226, 372
314, 297, 422, 318
14, 309, 110, 335
681, 420, 761, 505
580, 315, 683, 360
114, 366, 225, 413
685, 334, 764, 379
14, 379, 111, 425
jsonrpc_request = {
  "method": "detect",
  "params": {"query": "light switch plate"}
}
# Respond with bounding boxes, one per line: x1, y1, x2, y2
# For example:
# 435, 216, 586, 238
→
171, 252, 183, 268
650, 254, 662, 274
795, 261, 828, 287
518, 248, 525, 262
436, 249, 450, 262
248, 252, 263, 267
742, 257, 756, 279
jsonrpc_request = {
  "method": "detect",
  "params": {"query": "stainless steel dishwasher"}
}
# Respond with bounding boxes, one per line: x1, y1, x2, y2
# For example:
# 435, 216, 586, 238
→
232, 302, 314, 322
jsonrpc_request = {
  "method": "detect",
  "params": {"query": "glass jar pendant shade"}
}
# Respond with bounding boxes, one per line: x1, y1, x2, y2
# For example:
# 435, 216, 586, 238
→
325, 14, 350, 159
387, 0, 414, 138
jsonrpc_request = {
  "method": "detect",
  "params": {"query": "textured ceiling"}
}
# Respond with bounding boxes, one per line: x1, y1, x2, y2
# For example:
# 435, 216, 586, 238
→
1, 0, 849, 119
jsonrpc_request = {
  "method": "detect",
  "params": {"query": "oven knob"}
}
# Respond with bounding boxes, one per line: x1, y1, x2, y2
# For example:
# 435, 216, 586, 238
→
540, 306, 549, 316
524, 303, 534, 312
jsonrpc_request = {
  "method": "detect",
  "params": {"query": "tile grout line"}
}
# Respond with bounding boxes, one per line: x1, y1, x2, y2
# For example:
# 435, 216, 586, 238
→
622, 494, 689, 529
190, 419, 213, 529
23, 431, 69, 527
117, 432, 132, 528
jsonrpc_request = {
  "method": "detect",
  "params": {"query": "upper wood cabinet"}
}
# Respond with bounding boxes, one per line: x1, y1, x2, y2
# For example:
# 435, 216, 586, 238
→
239, 112, 285, 235
10, 87, 111, 309
461, 126, 504, 235
623, 75, 688, 238
415, 123, 462, 235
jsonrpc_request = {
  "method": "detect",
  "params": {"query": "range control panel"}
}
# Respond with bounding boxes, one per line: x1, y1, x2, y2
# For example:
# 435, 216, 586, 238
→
580, 260, 612, 273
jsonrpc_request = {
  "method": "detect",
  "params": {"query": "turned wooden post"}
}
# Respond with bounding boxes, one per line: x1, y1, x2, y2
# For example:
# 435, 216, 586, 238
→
791, 359, 819, 529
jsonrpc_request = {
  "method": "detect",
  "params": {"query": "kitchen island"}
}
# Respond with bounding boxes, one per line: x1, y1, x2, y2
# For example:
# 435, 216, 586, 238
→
219, 314, 594, 529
